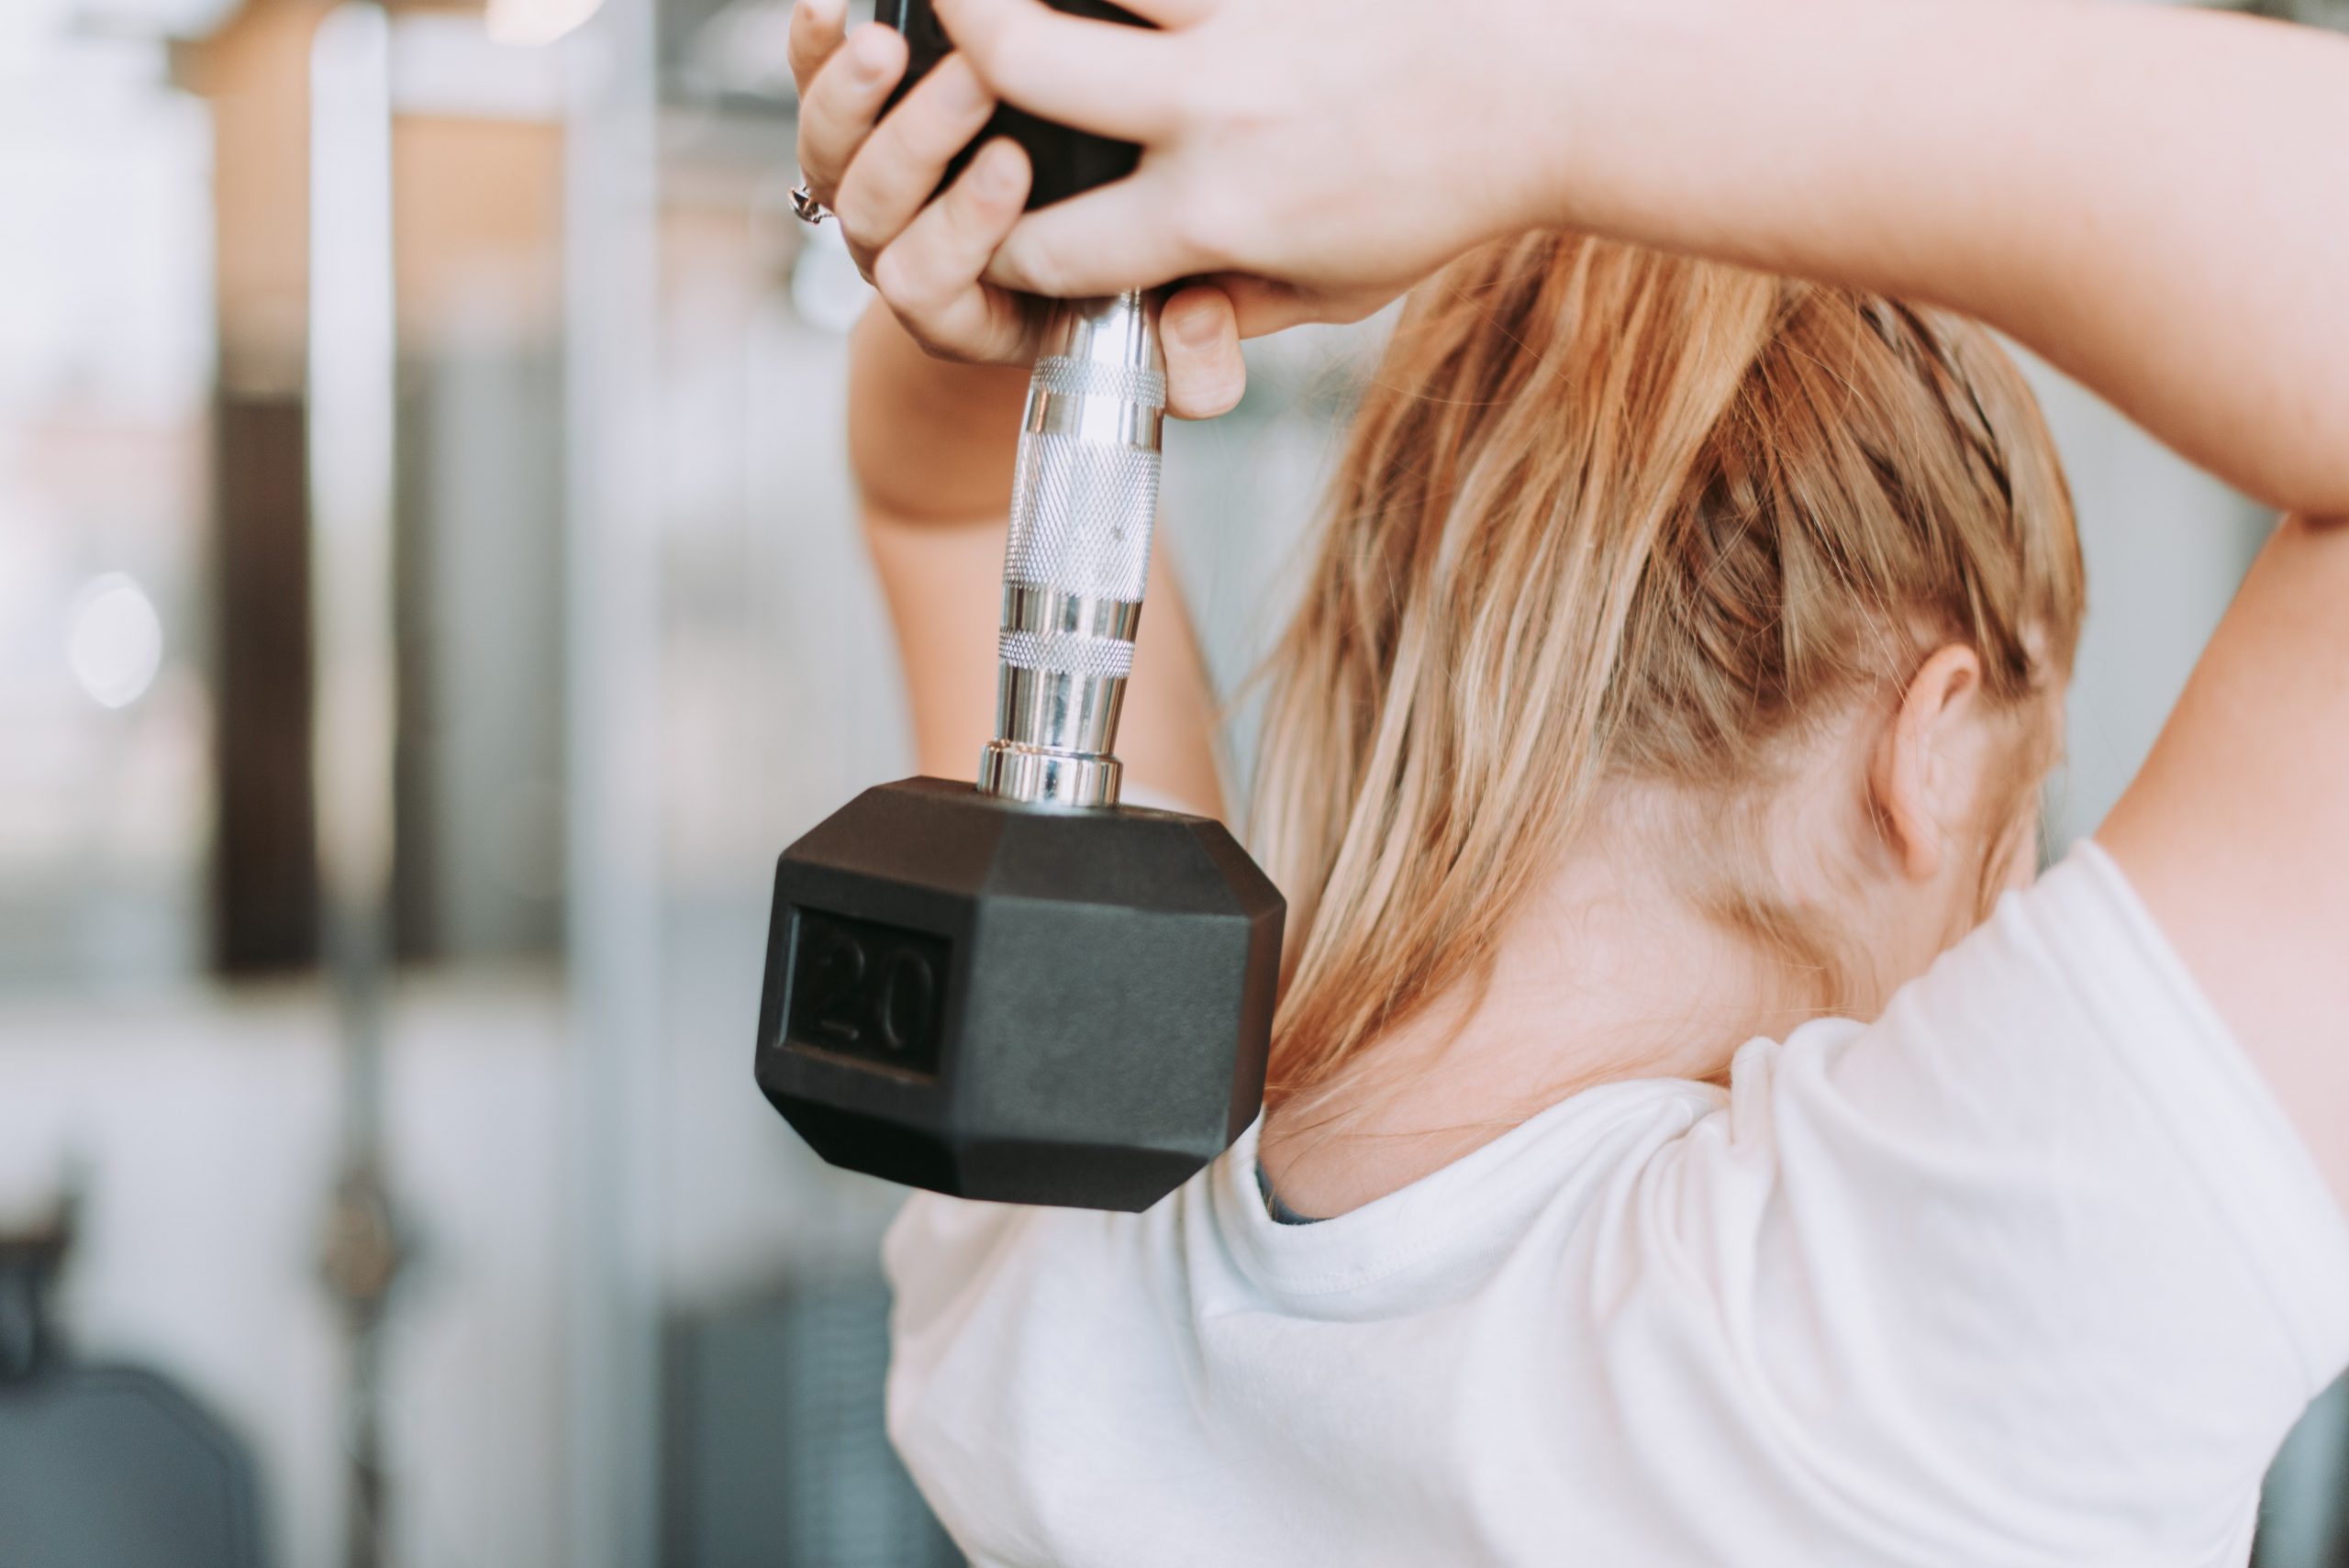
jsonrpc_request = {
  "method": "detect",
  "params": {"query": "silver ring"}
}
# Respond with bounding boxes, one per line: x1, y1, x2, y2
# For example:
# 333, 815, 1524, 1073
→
790, 182, 830, 226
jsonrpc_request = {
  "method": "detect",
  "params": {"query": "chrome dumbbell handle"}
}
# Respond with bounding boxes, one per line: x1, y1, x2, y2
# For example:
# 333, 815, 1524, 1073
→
976, 291, 1166, 808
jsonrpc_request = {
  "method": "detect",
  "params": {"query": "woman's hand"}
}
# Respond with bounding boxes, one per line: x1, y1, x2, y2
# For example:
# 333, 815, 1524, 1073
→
929, 0, 1581, 338
789, 0, 1249, 417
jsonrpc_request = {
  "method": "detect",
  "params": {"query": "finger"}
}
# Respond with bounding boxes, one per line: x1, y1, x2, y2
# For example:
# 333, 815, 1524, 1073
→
1097, 0, 1219, 23
984, 173, 1206, 298
1160, 284, 1246, 419
932, 0, 1181, 141
796, 21, 907, 200
1216, 274, 1405, 337
833, 54, 997, 259
874, 139, 1037, 362
786, 0, 848, 93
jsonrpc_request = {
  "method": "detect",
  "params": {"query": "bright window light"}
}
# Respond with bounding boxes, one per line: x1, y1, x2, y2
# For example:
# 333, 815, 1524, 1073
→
484, 0, 604, 48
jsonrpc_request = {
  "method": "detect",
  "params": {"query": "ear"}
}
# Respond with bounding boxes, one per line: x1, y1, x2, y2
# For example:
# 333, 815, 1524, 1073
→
1869, 643, 1986, 883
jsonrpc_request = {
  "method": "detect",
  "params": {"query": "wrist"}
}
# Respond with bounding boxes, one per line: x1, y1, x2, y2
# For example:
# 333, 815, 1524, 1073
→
848, 303, 1031, 521
1534, 0, 1755, 235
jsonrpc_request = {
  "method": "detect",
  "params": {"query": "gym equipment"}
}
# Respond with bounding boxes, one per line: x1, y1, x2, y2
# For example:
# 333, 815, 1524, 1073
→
756, 284, 1284, 1211
663, 1276, 958, 1566
0, 1196, 268, 1568
875, 0, 1147, 210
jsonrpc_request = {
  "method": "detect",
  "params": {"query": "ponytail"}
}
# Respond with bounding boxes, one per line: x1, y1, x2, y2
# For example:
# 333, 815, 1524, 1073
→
1252, 234, 2081, 1106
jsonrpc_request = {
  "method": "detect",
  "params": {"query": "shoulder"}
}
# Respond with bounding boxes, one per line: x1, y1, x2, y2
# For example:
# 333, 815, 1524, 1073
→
1722, 842, 2208, 1115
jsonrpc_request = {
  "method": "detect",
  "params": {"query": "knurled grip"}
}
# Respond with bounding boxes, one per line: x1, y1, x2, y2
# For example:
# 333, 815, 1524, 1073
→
978, 293, 1167, 807
1001, 428, 1161, 611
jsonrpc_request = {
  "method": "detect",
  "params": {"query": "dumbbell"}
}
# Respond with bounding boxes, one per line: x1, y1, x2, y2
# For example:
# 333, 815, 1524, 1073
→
874, 0, 1146, 209
754, 291, 1286, 1212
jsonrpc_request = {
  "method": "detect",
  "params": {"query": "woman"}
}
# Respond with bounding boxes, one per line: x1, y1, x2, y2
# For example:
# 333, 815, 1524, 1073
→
788, 0, 2349, 1562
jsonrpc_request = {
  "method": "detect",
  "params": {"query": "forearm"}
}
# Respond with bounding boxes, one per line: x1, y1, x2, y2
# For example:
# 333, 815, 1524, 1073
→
1559, 0, 2349, 516
847, 302, 1030, 520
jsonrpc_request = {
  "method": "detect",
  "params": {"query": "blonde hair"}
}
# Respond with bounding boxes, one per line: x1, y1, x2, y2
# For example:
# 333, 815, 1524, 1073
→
1252, 233, 2084, 1106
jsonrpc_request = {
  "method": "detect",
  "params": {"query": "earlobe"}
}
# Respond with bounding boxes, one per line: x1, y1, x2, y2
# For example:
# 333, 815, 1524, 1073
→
1870, 644, 1984, 884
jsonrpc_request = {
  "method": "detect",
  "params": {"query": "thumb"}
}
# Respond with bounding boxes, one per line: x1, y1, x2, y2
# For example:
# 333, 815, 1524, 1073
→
1161, 284, 1246, 419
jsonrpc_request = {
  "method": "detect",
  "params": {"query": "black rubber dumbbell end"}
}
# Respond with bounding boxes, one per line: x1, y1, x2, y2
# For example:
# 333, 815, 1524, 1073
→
755, 777, 1285, 1212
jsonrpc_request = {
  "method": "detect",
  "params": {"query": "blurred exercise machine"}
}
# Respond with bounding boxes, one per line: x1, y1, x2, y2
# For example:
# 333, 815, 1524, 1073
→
0, 1195, 269, 1568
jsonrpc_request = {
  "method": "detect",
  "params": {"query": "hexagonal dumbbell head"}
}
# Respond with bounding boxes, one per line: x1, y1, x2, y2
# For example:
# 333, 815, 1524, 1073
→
755, 777, 1286, 1211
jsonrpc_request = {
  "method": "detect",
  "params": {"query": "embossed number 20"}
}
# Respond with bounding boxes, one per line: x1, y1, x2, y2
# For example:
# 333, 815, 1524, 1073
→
797, 918, 939, 1058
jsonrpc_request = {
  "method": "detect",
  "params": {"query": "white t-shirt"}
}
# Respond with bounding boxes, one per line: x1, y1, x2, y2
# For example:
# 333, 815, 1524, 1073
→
884, 843, 2349, 1567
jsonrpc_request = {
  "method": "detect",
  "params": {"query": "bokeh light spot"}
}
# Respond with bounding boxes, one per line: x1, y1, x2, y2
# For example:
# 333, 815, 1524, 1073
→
66, 572, 163, 709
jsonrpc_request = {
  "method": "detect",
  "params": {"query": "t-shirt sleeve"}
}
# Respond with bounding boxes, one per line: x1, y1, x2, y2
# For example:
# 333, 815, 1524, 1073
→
1653, 841, 2349, 1557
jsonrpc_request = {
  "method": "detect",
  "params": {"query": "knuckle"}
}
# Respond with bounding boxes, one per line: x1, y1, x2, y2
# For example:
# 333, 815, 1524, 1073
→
837, 212, 879, 257
796, 140, 842, 195
873, 248, 941, 316
1167, 208, 1218, 269
870, 246, 911, 302
1167, 72, 1219, 135
834, 157, 907, 237
829, 181, 872, 242
1171, 181, 1241, 268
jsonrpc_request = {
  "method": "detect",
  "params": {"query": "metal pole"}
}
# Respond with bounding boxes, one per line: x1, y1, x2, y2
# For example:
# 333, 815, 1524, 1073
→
975, 291, 1167, 808
307, 6, 407, 1566
561, 2, 664, 1564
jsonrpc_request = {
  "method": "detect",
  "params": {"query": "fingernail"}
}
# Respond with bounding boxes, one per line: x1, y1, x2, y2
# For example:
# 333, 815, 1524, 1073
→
1171, 302, 1222, 351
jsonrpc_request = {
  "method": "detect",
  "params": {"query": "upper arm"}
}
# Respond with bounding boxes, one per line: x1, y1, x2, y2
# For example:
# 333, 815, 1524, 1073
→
2097, 513, 2349, 1211
863, 504, 1230, 817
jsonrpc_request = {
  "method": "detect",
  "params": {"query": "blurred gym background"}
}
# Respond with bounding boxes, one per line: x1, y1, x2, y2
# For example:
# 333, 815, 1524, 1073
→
0, 0, 2342, 1563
